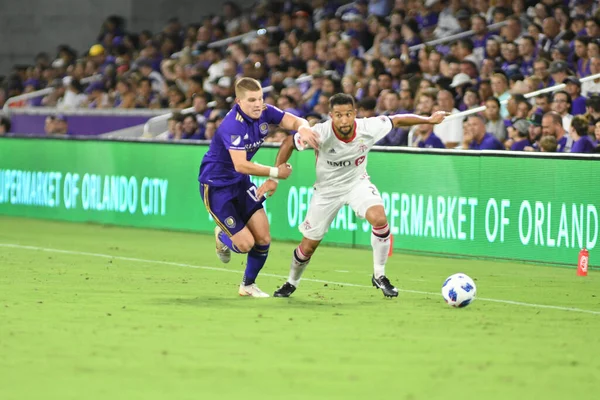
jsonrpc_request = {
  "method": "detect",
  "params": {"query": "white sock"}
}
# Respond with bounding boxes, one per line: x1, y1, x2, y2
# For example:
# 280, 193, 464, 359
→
288, 246, 311, 287
371, 223, 391, 279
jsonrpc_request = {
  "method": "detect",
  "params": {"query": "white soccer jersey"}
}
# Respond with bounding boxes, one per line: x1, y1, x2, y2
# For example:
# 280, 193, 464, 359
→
299, 116, 393, 194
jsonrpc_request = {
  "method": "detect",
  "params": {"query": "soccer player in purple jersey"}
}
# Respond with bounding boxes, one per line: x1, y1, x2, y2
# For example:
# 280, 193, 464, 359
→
198, 77, 318, 297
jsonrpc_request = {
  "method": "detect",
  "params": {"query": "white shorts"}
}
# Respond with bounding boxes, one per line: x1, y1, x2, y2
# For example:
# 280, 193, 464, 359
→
299, 180, 383, 241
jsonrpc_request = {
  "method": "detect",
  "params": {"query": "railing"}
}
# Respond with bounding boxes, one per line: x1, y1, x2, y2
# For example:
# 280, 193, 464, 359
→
408, 21, 509, 52
408, 72, 600, 146
2, 74, 102, 113
444, 72, 600, 122
142, 75, 314, 138
169, 27, 278, 59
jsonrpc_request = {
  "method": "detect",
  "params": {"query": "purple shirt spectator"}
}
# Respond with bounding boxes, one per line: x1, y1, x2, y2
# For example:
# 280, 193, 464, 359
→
376, 128, 408, 146
417, 132, 445, 149
469, 133, 504, 150
510, 139, 531, 151
571, 136, 595, 153
571, 96, 587, 115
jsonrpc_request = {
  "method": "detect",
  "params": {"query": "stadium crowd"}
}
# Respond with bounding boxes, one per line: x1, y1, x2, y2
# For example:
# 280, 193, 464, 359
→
1, 0, 600, 152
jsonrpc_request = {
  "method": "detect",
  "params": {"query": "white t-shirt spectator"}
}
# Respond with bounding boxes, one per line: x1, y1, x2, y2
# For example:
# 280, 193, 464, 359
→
582, 79, 600, 97
434, 108, 463, 144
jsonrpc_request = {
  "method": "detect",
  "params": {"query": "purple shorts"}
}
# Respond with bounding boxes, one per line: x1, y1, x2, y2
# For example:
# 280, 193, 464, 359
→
200, 177, 264, 237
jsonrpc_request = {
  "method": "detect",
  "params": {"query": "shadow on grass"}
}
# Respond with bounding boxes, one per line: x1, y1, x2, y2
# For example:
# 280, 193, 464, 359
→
152, 295, 385, 310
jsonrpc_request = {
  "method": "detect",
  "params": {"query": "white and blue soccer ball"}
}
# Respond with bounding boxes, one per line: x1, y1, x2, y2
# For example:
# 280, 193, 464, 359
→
441, 273, 476, 308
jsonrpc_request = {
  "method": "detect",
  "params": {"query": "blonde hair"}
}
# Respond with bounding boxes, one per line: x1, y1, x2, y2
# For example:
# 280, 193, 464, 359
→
235, 77, 262, 98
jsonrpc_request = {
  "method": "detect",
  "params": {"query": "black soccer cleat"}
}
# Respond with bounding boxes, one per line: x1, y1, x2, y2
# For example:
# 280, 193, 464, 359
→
372, 275, 399, 298
274, 282, 297, 298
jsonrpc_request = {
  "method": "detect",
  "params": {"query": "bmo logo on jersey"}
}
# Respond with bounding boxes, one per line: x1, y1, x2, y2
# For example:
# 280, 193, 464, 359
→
327, 156, 365, 167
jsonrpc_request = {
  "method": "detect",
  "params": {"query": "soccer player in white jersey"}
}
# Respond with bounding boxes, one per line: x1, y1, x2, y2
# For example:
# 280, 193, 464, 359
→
256, 93, 447, 298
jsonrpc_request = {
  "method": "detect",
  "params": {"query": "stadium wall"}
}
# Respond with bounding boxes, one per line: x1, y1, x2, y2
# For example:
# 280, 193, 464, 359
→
1, 137, 599, 267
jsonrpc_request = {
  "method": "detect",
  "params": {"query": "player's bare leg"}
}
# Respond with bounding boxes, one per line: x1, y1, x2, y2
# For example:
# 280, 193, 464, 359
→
365, 205, 398, 298
237, 209, 271, 297
274, 237, 320, 297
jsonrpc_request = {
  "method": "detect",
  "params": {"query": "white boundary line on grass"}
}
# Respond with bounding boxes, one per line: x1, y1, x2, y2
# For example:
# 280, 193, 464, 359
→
1, 243, 599, 316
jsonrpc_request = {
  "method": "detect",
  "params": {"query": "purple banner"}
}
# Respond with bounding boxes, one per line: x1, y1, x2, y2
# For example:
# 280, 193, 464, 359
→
10, 114, 151, 136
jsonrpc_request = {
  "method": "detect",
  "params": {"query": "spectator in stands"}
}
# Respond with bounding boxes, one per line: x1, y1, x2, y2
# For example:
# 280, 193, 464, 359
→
265, 128, 288, 144
539, 135, 557, 152
113, 78, 136, 109
484, 97, 507, 142
515, 96, 533, 120
551, 91, 573, 131
506, 118, 531, 151
589, 39, 600, 59
501, 42, 520, 75
84, 81, 110, 109
542, 111, 572, 152
167, 85, 188, 109
527, 113, 543, 151
570, 115, 596, 153
564, 77, 587, 116
414, 122, 445, 149
463, 114, 503, 150
0, 117, 11, 135
305, 112, 322, 127
491, 73, 511, 118
549, 60, 569, 85
433, 0, 461, 40
180, 114, 202, 140
533, 58, 551, 88
204, 119, 217, 142
433, 89, 462, 148
518, 36, 537, 77
462, 87, 480, 110
52, 114, 69, 135
501, 16, 523, 43
586, 17, 600, 39
357, 97, 377, 118
586, 94, 600, 129
534, 93, 552, 115
582, 57, 600, 96
399, 90, 414, 113
574, 36, 592, 78
165, 113, 181, 140
538, 17, 565, 57
136, 77, 160, 108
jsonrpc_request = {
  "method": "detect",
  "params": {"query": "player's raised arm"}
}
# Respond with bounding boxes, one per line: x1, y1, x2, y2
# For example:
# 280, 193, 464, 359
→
389, 111, 448, 128
278, 113, 320, 149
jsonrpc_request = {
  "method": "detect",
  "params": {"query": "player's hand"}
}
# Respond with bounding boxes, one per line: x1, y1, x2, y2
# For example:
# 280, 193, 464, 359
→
429, 111, 449, 125
257, 179, 278, 199
277, 163, 292, 179
298, 126, 320, 149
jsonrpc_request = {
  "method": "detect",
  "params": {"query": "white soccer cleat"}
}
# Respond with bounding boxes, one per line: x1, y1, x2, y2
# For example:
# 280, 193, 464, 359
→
214, 226, 231, 264
238, 283, 270, 298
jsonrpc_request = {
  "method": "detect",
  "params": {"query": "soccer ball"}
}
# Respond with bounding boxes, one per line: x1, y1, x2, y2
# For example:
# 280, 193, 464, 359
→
441, 273, 476, 308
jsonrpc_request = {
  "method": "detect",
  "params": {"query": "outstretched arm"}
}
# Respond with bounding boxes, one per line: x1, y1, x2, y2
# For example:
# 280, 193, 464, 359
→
279, 113, 320, 148
389, 111, 448, 128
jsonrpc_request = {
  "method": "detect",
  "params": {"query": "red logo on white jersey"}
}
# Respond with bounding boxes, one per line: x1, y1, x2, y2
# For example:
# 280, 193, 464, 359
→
355, 156, 366, 166
358, 144, 368, 153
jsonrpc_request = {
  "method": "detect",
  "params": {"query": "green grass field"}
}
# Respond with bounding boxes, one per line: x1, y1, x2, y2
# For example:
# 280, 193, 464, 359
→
1, 216, 599, 400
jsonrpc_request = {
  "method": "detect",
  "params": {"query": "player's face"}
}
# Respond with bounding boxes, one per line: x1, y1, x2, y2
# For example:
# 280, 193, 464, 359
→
237, 90, 264, 119
330, 104, 356, 136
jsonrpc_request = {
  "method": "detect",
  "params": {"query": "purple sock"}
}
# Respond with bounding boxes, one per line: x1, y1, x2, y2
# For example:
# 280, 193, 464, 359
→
243, 243, 270, 286
218, 231, 243, 253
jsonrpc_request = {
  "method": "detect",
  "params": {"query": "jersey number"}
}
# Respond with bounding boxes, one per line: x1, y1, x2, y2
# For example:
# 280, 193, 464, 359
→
247, 187, 261, 202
